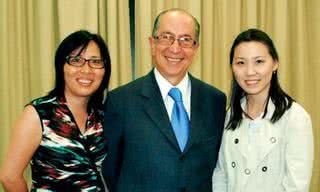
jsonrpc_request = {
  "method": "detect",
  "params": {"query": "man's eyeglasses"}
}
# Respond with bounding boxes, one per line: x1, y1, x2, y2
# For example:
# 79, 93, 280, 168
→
66, 56, 105, 69
154, 33, 197, 48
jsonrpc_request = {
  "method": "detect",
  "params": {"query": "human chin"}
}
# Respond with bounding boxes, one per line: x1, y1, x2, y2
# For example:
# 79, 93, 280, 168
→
77, 87, 98, 97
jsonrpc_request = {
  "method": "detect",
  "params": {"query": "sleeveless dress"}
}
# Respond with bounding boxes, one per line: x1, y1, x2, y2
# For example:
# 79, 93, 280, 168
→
30, 95, 107, 191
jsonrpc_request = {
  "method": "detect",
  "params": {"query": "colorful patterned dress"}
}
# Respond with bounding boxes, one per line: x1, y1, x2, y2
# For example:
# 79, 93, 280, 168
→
30, 95, 107, 191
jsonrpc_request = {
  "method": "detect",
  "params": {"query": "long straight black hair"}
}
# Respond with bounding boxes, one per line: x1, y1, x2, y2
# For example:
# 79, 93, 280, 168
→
48, 30, 111, 111
226, 28, 294, 130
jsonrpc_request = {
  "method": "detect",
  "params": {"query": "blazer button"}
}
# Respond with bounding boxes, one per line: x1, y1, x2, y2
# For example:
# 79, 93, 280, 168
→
270, 137, 276, 143
179, 155, 185, 161
234, 138, 239, 144
180, 187, 187, 192
262, 166, 268, 172
231, 162, 236, 168
244, 168, 251, 175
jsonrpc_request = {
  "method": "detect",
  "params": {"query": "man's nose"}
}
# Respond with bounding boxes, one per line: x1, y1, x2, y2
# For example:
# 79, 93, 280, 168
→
169, 39, 182, 53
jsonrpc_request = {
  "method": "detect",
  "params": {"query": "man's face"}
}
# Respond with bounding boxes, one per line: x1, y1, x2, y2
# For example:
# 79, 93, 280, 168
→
149, 11, 199, 85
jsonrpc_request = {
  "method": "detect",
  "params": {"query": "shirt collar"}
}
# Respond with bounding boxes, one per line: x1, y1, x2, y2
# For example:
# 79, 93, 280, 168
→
154, 68, 190, 100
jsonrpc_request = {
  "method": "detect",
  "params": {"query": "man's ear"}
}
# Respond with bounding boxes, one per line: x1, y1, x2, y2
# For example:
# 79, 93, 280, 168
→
193, 42, 199, 52
149, 36, 156, 56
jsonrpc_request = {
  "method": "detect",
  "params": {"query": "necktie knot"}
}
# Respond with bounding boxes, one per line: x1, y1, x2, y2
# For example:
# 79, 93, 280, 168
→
168, 88, 183, 102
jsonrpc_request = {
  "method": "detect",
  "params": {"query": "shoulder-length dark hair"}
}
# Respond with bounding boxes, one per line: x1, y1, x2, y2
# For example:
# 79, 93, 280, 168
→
48, 30, 111, 111
226, 28, 293, 130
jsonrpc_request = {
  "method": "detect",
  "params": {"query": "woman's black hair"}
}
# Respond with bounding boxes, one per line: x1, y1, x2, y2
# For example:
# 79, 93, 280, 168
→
48, 30, 111, 111
226, 28, 293, 130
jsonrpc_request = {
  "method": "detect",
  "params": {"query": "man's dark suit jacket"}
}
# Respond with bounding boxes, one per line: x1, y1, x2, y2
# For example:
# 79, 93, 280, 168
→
102, 70, 226, 192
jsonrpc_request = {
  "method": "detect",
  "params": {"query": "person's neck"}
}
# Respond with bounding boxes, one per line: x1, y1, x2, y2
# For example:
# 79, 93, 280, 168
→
64, 94, 89, 113
64, 93, 90, 133
246, 95, 268, 120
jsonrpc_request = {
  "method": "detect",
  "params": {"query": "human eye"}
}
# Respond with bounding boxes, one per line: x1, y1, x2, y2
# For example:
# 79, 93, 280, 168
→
161, 34, 171, 40
161, 33, 175, 42
157, 33, 175, 45
180, 36, 193, 42
89, 59, 104, 68
235, 60, 245, 65
179, 36, 194, 47
69, 56, 82, 65
256, 59, 265, 64
90, 59, 102, 64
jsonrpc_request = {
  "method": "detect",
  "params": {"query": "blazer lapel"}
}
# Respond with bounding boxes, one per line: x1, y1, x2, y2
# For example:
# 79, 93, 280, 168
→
259, 100, 281, 160
140, 71, 181, 152
233, 100, 281, 170
259, 121, 281, 159
183, 76, 204, 153
234, 120, 250, 159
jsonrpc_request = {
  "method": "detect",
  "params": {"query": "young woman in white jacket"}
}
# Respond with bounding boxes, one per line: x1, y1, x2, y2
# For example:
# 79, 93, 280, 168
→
212, 28, 313, 192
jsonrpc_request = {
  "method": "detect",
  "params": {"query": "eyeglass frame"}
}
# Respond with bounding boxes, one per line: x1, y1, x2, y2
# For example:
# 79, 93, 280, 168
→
65, 55, 105, 69
153, 32, 197, 48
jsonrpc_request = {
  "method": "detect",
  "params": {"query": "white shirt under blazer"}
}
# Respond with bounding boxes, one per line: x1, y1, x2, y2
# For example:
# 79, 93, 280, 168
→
212, 98, 314, 192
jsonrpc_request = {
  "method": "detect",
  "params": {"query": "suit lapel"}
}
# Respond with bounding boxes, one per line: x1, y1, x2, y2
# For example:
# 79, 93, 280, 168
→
259, 120, 281, 160
259, 100, 280, 160
237, 99, 280, 163
140, 71, 181, 152
236, 119, 281, 171
234, 120, 250, 159
183, 76, 204, 153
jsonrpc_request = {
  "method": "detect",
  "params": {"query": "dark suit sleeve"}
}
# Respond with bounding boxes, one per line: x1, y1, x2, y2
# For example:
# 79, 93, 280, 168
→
219, 93, 227, 139
102, 93, 123, 192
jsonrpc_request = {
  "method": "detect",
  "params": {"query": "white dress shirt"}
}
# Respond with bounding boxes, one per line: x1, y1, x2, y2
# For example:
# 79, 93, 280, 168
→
154, 68, 191, 120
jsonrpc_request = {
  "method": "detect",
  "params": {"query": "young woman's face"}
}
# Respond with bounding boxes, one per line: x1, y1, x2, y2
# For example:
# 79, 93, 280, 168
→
232, 41, 278, 99
63, 41, 105, 99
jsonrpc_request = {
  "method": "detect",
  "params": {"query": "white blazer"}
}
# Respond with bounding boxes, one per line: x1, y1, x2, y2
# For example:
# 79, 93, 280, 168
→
212, 99, 314, 192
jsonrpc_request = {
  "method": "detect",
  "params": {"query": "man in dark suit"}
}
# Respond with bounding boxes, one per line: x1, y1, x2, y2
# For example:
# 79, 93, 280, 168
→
102, 8, 226, 192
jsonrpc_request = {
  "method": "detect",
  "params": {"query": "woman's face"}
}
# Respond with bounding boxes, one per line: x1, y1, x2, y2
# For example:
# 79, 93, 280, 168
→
63, 41, 105, 99
232, 41, 278, 99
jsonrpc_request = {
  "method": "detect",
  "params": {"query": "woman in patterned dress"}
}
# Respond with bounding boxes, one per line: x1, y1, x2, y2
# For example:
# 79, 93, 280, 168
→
0, 30, 111, 191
